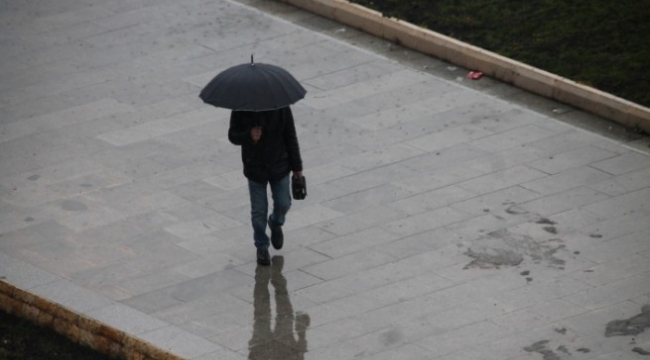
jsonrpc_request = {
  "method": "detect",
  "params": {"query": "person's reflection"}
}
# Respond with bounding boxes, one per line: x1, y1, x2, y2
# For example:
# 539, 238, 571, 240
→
249, 256, 310, 360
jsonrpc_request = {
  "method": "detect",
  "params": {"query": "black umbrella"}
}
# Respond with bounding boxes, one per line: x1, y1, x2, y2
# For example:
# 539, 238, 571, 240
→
199, 55, 307, 111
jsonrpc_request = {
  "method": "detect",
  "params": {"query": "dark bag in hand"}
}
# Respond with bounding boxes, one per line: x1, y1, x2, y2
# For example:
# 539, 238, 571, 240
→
292, 175, 307, 200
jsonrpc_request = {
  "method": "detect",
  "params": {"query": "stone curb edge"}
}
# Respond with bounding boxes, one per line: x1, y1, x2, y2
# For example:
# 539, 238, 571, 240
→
277, 0, 650, 134
0, 280, 186, 360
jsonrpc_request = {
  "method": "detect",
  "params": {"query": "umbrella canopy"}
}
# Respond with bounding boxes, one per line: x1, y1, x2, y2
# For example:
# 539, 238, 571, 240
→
199, 56, 307, 111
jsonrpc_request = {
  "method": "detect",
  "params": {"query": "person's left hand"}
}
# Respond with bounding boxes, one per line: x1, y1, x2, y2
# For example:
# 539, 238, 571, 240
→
293, 171, 302, 178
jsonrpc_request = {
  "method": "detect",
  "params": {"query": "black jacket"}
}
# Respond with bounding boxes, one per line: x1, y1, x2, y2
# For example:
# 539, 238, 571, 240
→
228, 107, 302, 183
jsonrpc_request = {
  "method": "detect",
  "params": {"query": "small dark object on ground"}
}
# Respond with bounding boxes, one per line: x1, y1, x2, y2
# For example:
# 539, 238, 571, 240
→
0, 309, 121, 360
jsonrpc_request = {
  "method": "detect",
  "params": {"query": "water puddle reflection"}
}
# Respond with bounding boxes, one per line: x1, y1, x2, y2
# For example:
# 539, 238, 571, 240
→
249, 256, 309, 360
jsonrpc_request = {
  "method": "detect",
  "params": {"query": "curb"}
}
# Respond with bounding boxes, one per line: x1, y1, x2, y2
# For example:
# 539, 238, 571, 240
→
0, 280, 186, 360
277, 0, 650, 134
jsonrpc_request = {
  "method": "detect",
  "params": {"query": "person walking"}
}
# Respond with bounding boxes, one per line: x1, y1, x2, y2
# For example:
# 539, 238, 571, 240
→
228, 106, 303, 266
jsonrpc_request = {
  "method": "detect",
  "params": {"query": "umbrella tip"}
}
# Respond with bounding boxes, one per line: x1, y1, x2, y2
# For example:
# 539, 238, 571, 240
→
251, 54, 254, 65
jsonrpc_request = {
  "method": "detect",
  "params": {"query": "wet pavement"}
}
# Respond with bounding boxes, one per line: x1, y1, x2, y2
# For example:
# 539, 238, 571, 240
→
1, 0, 650, 359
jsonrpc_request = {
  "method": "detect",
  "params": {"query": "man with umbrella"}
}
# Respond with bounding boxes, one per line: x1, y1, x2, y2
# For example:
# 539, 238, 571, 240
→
200, 57, 306, 266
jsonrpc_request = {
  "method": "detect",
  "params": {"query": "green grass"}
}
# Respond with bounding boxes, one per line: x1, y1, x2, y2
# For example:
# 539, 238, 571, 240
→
349, 0, 650, 108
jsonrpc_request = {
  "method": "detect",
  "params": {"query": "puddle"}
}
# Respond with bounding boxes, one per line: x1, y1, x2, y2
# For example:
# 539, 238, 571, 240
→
536, 218, 557, 225
633, 347, 650, 356
463, 229, 567, 270
605, 305, 650, 337
523, 340, 561, 360
524, 340, 590, 360
464, 248, 523, 269
249, 256, 309, 359
379, 328, 402, 347
543, 226, 558, 234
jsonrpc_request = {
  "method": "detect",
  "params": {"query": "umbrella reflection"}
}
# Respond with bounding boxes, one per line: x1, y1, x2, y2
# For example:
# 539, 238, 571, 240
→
249, 256, 310, 360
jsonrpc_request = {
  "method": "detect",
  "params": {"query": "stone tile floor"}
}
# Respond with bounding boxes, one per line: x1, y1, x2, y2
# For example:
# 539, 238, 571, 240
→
1, 0, 649, 359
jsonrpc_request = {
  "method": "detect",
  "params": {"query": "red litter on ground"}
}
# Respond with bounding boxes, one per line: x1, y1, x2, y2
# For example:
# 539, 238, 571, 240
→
467, 71, 484, 80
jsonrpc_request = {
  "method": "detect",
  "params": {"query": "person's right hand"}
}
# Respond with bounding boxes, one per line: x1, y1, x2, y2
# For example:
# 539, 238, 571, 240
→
251, 126, 262, 144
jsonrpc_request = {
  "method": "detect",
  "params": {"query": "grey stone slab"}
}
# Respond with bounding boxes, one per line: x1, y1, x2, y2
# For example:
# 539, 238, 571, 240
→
283, 204, 343, 231
316, 205, 407, 236
302, 69, 427, 110
573, 210, 650, 244
578, 228, 650, 264
0, 252, 60, 289
139, 325, 223, 359
357, 343, 432, 360
520, 186, 611, 217
381, 206, 473, 237
563, 274, 650, 310
86, 303, 168, 335
451, 185, 541, 216
309, 227, 400, 258
529, 129, 603, 154
416, 320, 510, 358
323, 184, 413, 214
591, 151, 650, 175
588, 167, 650, 196
191, 348, 246, 360
301, 249, 395, 281
582, 187, 650, 219
406, 123, 494, 153
2, 1, 650, 359
375, 227, 466, 260
304, 59, 402, 92
336, 143, 424, 172
31, 279, 114, 313
346, 102, 434, 132
457, 165, 547, 195
527, 145, 618, 174
116, 270, 192, 297
572, 253, 650, 287
0, 99, 133, 144
400, 144, 489, 174
388, 185, 477, 216
470, 124, 557, 152
491, 299, 588, 332
521, 166, 613, 195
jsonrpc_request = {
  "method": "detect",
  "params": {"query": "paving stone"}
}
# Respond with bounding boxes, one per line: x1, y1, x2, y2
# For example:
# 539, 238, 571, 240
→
457, 165, 548, 195
563, 274, 650, 310
30, 279, 114, 314
591, 152, 650, 175
139, 325, 224, 359
323, 183, 413, 214
527, 145, 617, 174
416, 320, 511, 358
470, 125, 557, 152
520, 186, 611, 217
2, 1, 650, 359
381, 206, 473, 237
86, 302, 168, 335
0, 253, 60, 290
521, 166, 613, 195
582, 187, 650, 219
301, 249, 396, 281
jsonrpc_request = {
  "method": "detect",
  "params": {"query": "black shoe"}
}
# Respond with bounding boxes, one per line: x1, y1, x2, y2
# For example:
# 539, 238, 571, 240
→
257, 248, 271, 266
270, 225, 284, 250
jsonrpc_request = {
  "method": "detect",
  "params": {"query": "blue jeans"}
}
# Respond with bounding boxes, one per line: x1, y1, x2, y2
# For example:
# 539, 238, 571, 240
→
248, 175, 291, 249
